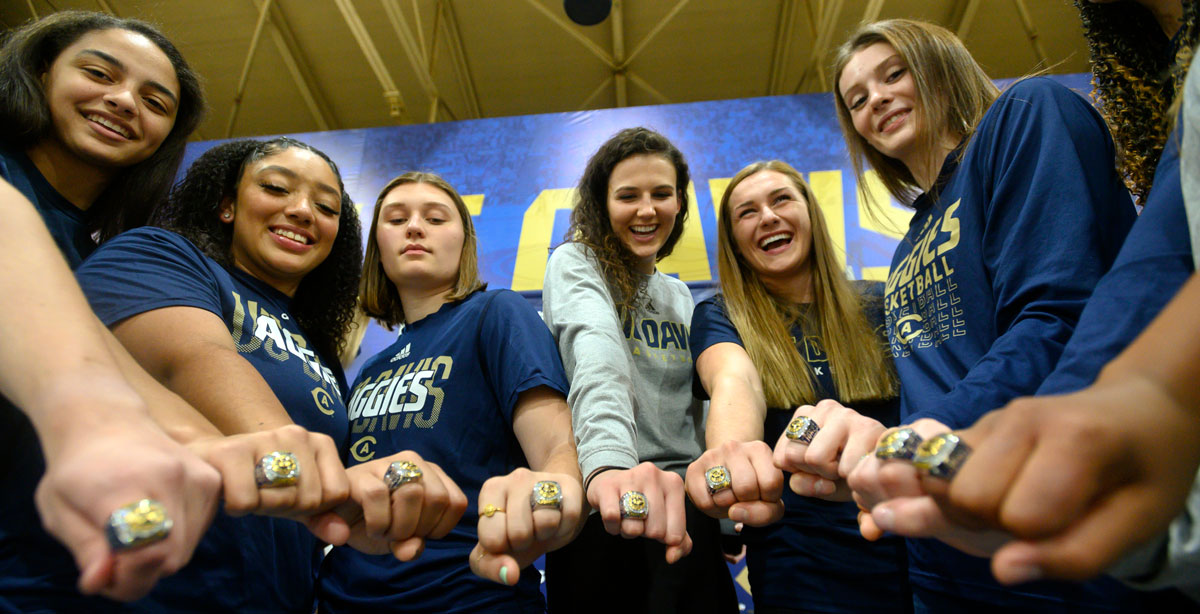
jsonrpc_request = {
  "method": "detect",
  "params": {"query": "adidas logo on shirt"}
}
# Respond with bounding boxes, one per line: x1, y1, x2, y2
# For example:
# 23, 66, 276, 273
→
389, 343, 411, 362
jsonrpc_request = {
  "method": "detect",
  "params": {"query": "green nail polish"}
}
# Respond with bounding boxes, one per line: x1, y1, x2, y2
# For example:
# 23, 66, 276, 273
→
499, 566, 509, 585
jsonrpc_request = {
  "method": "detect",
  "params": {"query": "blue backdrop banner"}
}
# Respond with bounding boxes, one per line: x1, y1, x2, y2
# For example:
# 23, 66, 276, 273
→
183, 73, 1091, 378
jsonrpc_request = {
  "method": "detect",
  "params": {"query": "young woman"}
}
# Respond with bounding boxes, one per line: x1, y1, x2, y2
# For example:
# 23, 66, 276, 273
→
0, 10, 213, 611
0, 10, 205, 264
860, 2, 1200, 604
541, 127, 738, 612
72, 137, 438, 613
684, 160, 909, 614
830, 18, 1141, 613
317, 172, 582, 613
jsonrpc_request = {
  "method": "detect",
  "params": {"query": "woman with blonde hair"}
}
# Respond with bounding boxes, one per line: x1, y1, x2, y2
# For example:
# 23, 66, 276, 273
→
825, 17, 1141, 613
684, 160, 909, 613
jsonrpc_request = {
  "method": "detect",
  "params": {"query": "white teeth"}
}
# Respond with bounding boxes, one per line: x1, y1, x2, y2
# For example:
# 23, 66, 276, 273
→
87, 114, 131, 138
759, 232, 792, 250
881, 111, 907, 132
273, 229, 310, 244
631, 225, 657, 234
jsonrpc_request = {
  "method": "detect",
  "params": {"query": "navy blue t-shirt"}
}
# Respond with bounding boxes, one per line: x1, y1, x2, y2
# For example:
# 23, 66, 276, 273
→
690, 281, 909, 612
1040, 125, 1193, 395
318, 289, 569, 614
0, 143, 117, 614
75, 227, 350, 614
0, 141, 94, 267
885, 78, 1141, 609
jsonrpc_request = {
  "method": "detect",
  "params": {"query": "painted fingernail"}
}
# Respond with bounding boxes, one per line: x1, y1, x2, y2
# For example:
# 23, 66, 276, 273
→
872, 506, 895, 532
499, 565, 509, 585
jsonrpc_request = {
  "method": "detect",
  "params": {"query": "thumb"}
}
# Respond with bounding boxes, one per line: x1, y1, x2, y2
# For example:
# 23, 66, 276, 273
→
727, 500, 784, 527
469, 543, 521, 586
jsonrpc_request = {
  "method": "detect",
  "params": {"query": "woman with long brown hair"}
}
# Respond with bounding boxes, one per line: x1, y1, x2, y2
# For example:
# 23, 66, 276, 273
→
829, 17, 1140, 613
684, 160, 908, 613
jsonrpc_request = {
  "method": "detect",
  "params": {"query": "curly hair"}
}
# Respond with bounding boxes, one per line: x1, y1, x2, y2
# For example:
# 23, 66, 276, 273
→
0, 10, 206, 240
1076, 0, 1198, 204
151, 138, 361, 360
564, 127, 690, 318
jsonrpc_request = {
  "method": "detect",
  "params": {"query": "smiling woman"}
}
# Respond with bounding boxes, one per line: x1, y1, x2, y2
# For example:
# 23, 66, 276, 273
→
685, 160, 904, 614
71, 137, 363, 612
828, 18, 1145, 613
0, 10, 205, 251
541, 127, 739, 612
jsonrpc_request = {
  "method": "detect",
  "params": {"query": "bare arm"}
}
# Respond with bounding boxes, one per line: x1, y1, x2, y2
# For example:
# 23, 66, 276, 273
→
0, 178, 221, 601
696, 342, 766, 446
110, 306, 295, 434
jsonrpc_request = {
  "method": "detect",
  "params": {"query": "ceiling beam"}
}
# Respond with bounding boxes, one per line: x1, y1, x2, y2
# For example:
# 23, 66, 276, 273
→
522, 0, 616, 68
333, 0, 408, 121
225, 0, 273, 137
382, 0, 443, 120
411, 0, 428, 67
579, 75, 615, 110
257, 0, 338, 131
621, 0, 689, 70
1012, 0, 1049, 69
951, 0, 981, 40
863, 0, 885, 22
768, 0, 799, 95
440, 0, 482, 118
612, 0, 626, 107
793, 0, 843, 94
627, 70, 671, 105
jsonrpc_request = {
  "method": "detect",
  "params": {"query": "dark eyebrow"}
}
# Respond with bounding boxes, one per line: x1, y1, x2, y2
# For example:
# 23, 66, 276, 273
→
258, 165, 341, 197
78, 49, 179, 107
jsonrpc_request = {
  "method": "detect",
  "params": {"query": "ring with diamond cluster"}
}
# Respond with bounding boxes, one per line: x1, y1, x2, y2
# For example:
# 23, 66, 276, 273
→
106, 498, 172, 551
383, 460, 423, 491
874, 428, 924, 461
620, 491, 648, 519
530, 480, 563, 510
912, 433, 972, 480
255, 451, 300, 488
784, 415, 820, 444
705, 465, 732, 494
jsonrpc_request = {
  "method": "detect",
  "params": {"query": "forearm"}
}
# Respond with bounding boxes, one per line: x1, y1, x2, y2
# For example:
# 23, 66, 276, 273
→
0, 181, 124, 416
705, 371, 766, 447
102, 325, 221, 443
112, 316, 297, 436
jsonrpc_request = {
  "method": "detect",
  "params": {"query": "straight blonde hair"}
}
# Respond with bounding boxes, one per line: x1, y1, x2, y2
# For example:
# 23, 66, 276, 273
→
360, 172, 485, 328
716, 161, 896, 408
831, 19, 998, 207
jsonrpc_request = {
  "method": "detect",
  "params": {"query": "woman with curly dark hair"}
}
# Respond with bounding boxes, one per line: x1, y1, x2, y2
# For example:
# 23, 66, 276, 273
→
541, 127, 738, 612
71, 137, 365, 613
1076, 0, 1198, 203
